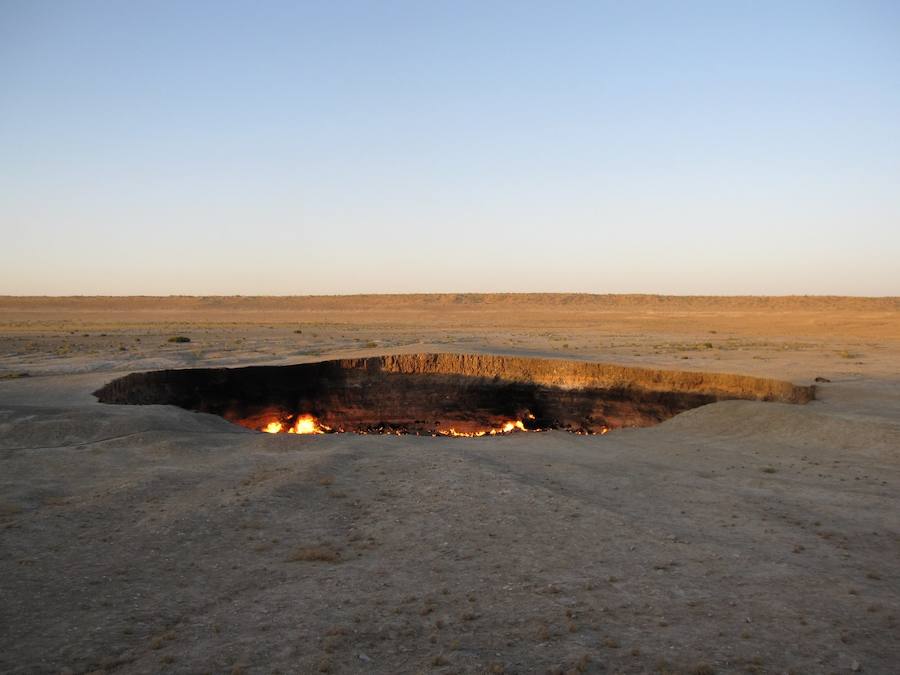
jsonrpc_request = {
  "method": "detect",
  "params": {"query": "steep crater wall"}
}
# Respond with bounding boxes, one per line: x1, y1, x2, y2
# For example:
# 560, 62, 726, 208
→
93, 353, 815, 435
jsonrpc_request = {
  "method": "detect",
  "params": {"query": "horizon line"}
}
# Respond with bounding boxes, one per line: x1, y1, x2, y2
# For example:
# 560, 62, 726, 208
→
2, 292, 898, 300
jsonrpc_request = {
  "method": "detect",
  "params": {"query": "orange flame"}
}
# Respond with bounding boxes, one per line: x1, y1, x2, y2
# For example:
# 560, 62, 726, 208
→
256, 414, 609, 436
440, 419, 528, 437
287, 414, 330, 434
497, 420, 526, 433
260, 414, 330, 434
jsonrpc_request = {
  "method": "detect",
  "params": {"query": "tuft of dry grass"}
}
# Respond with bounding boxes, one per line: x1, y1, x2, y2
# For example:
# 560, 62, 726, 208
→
287, 546, 341, 562
573, 654, 591, 672
149, 630, 176, 650
691, 664, 716, 675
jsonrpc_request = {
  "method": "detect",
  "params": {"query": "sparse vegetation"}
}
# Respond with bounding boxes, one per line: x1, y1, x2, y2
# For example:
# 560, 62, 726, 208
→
573, 654, 591, 672
287, 546, 341, 562
691, 665, 716, 675
150, 630, 176, 650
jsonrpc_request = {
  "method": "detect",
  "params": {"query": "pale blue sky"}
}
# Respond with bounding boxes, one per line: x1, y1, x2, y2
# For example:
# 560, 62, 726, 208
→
1, 1, 899, 295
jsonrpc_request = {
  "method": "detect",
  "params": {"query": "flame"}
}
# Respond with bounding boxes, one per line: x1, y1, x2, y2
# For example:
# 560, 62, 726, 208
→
254, 413, 609, 436
440, 419, 528, 437
497, 420, 526, 433
259, 414, 330, 434
288, 414, 330, 434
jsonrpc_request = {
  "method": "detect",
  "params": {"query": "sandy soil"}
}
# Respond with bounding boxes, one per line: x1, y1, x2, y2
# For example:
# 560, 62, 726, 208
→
0, 295, 898, 674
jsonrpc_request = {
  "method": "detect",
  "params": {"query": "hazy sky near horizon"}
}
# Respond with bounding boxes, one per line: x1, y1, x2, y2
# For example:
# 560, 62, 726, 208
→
2, 1, 899, 296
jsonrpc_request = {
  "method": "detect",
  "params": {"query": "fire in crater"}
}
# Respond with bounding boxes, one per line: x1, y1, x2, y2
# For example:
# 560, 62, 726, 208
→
435, 419, 527, 436
262, 414, 331, 435
256, 414, 537, 436
95, 354, 799, 438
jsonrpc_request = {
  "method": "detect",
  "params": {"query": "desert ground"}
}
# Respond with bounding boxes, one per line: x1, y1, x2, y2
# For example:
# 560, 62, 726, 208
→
0, 295, 898, 675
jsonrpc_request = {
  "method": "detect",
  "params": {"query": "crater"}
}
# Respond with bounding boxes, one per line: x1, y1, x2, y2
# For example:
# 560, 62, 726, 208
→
93, 353, 815, 436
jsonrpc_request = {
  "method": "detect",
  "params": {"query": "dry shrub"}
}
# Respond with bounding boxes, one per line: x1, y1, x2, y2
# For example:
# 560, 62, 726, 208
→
691, 665, 716, 675
288, 546, 341, 562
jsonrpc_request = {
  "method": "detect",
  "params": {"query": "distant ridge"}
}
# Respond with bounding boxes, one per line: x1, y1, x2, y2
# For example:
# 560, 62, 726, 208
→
1, 293, 897, 312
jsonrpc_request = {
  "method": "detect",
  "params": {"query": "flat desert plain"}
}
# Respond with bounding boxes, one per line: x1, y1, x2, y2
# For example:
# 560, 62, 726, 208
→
0, 295, 898, 675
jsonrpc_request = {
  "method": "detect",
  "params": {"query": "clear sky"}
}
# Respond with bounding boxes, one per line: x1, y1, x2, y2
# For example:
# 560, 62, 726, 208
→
1, 1, 899, 296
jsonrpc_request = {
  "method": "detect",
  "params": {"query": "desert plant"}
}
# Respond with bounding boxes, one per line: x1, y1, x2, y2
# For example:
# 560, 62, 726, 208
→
287, 546, 341, 562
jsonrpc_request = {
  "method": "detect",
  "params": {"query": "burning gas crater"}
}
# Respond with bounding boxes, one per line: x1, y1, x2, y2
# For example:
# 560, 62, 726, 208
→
92, 353, 815, 439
